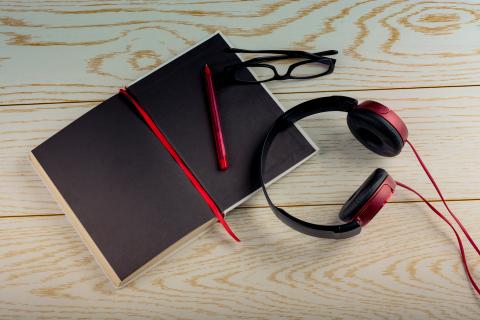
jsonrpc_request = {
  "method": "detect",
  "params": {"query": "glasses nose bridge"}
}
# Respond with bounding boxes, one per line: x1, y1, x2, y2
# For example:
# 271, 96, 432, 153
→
271, 64, 291, 79
277, 72, 290, 80
276, 62, 298, 79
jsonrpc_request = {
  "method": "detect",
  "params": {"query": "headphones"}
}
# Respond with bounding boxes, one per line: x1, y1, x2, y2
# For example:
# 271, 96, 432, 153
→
258, 96, 480, 295
259, 96, 408, 239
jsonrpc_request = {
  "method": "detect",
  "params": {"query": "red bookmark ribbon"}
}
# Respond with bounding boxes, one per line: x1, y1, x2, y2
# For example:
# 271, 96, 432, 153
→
119, 88, 239, 242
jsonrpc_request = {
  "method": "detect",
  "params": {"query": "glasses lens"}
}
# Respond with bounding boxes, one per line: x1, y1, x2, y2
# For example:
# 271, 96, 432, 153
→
290, 60, 331, 79
235, 65, 275, 83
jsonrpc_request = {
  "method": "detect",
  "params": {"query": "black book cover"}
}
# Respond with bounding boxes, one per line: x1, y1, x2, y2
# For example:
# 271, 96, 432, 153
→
30, 33, 317, 287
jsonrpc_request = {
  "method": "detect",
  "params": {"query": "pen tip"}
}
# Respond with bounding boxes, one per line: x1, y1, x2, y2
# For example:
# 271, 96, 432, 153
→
204, 64, 211, 74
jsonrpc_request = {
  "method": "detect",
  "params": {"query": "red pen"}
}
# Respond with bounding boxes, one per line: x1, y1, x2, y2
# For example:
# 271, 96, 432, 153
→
204, 64, 229, 171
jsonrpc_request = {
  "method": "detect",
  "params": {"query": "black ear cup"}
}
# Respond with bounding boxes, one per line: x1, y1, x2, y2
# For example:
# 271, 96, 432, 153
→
347, 106, 404, 157
339, 168, 390, 222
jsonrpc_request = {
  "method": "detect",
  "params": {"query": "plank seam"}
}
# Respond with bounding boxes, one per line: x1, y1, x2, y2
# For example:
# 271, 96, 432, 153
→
2, 84, 480, 107
1, 198, 479, 219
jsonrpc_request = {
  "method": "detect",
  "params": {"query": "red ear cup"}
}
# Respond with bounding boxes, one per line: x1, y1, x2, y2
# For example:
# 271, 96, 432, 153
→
339, 168, 396, 226
357, 101, 408, 141
347, 101, 408, 157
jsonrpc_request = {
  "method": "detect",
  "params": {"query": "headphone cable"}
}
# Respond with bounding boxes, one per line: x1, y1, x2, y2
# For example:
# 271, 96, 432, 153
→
396, 181, 479, 295
406, 139, 480, 255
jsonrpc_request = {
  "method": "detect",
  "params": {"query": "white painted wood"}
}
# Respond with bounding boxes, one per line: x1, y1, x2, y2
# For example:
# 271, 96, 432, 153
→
0, 203, 478, 319
1, 1, 480, 317
1, 1, 479, 104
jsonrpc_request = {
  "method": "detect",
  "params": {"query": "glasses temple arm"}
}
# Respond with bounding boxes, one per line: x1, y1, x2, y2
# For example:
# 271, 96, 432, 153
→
314, 50, 338, 56
226, 48, 337, 60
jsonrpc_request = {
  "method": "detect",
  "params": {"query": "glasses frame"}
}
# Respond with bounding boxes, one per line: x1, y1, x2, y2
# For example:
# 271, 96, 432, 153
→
224, 48, 337, 84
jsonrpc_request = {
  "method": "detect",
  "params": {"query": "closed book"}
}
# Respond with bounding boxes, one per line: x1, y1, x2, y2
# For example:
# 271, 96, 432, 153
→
30, 32, 317, 287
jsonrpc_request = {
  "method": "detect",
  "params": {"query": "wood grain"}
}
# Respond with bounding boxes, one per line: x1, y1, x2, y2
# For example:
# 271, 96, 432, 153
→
1, 1, 480, 317
0, 202, 479, 319
1, 0, 480, 105
2, 86, 479, 217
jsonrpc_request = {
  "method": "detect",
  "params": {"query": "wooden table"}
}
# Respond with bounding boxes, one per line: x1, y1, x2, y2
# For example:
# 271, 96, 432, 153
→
1, 1, 480, 319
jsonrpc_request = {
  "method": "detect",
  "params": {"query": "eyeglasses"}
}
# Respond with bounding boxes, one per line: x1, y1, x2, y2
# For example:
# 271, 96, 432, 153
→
224, 48, 337, 84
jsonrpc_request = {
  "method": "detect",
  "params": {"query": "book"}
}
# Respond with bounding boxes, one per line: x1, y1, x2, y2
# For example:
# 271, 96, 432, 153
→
30, 32, 318, 287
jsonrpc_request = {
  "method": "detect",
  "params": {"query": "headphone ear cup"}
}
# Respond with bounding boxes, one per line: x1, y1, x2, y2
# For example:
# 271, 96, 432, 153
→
347, 101, 408, 157
339, 168, 395, 224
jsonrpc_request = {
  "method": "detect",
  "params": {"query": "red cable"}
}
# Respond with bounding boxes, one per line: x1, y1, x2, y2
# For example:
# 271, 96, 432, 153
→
396, 181, 480, 295
406, 140, 479, 255
119, 88, 240, 242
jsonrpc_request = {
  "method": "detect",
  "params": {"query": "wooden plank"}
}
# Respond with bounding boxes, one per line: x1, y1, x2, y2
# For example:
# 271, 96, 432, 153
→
1, 86, 480, 217
1, 0, 480, 104
0, 201, 479, 319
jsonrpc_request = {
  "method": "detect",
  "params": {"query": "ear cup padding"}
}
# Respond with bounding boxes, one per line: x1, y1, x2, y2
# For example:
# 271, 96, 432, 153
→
347, 108, 404, 157
339, 168, 389, 222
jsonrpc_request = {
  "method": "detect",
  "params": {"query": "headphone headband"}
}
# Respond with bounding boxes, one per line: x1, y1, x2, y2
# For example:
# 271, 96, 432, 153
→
260, 96, 362, 239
